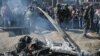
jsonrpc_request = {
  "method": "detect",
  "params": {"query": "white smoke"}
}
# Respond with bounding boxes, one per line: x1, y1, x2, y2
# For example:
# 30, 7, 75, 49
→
1, 0, 54, 34
7, 0, 27, 15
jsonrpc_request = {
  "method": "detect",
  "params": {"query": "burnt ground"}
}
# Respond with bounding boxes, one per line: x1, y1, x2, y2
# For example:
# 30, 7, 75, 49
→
0, 30, 100, 53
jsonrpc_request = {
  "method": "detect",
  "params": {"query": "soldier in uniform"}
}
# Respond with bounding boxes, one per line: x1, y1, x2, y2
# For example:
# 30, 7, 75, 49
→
63, 4, 71, 21
88, 4, 95, 31
83, 4, 95, 36
62, 4, 71, 29
83, 5, 91, 36
54, 4, 63, 25
94, 11, 99, 34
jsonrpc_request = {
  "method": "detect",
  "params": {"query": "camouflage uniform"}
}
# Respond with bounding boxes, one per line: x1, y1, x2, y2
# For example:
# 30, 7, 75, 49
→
83, 6, 91, 35
63, 5, 71, 21
54, 4, 63, 25
88, 5, 95, 31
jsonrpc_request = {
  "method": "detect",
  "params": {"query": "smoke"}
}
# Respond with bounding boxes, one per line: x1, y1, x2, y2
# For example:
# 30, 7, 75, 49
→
1, 0, 54, 35
7, 0, 27, 14
0, 0, 31, 35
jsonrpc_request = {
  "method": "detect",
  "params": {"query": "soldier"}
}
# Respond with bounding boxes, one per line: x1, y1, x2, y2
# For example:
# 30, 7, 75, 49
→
70, 6, 77, 29
62, 4, 71, 29
47, 6, 52, 17
83, 5, 91, 36
88, 4, 95, 31
25, 5, 34, 34
83, 4, 95, 36
54, 4, 63, 25
79, 5, 84, 29
63, 4, 71, 22
94, 11, 99, 34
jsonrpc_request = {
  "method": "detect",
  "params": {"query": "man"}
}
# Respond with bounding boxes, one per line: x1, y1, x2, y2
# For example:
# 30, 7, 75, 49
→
63, 4, 71, 21
94, 10, 99, 34
25, 5, 34, 34
63, 4, 71, 29
54, 4, 63, 25
83, 5, 91, 36
84, 4, 95, 36
79, 5, 84, 29
88, 4, 95, 31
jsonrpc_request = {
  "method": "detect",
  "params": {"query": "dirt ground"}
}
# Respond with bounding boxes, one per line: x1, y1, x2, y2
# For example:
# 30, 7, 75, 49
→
0, 30, 100, 53
44, 30, 100, 53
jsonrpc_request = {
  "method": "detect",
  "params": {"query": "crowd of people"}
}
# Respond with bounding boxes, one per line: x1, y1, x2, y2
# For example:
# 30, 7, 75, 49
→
0, 0, 100, 37
42, 3, 100, 37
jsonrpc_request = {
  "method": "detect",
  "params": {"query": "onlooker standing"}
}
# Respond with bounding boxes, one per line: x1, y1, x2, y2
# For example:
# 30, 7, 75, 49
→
83, 5, 91, 36
54, 4, 63, 25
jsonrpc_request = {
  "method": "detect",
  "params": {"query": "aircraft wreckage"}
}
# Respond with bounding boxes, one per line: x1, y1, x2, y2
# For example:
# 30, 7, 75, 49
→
0, 7, 100, 56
